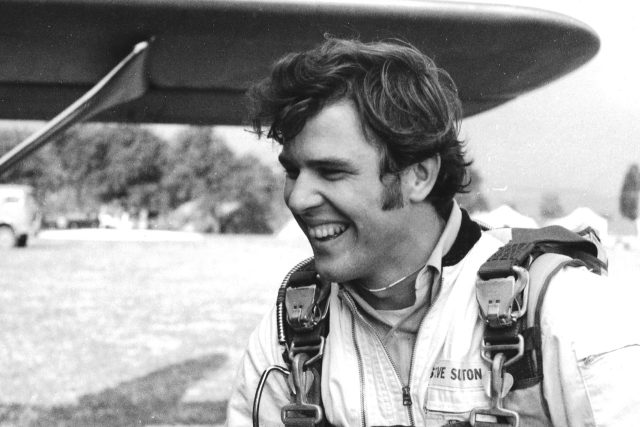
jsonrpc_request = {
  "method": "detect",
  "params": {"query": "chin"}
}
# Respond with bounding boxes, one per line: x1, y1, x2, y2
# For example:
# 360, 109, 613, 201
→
313, 255, 358, 284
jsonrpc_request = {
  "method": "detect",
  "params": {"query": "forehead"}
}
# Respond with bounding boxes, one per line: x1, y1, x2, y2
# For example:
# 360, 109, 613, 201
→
280, 100, 380, 165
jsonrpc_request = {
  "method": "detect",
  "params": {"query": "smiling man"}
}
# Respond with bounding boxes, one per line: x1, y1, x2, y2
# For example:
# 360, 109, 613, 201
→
226, 38, 639, 426
278, 98, 446, 301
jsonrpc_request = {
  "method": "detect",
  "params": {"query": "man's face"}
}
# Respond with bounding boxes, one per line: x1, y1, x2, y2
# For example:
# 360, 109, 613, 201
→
279, 100, 419, 287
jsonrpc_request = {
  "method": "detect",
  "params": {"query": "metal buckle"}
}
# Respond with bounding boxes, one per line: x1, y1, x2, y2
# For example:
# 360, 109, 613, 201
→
481, 334, 524, 367
470, 353, 520, 427
289, 336, 325, 367
281, 353, 324, 426
476, 266, 529, 328
285, 284, 329, 331
281, 404, 323, 426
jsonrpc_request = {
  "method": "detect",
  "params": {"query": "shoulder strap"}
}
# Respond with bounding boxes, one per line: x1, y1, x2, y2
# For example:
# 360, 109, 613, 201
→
505, 253, 583, 390
471, 225, 607, 426
276, 258, 330, 359
275, 258, 331, 427
479, 225, 604, 281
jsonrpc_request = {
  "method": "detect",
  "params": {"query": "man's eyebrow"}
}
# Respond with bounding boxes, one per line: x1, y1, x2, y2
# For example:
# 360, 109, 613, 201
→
278, 154, 356, 171
306, 158, 357, 171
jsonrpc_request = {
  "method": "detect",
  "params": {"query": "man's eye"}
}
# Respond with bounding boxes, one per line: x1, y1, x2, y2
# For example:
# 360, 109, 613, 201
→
319, 169, 346, 180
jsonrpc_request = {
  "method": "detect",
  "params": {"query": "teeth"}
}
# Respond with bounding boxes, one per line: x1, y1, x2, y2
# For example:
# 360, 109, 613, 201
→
308, 223, 347, 240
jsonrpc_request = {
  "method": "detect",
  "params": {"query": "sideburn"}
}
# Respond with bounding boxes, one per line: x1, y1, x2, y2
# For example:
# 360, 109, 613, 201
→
381, 173, 404, 210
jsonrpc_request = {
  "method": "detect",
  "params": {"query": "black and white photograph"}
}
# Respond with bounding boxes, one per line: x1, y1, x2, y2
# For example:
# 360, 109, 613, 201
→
0, 0, 638, 426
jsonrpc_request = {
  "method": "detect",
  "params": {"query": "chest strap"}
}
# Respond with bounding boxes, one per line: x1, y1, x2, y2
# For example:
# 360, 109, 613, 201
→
276, 259, 331, 427
470, 225, 605, 427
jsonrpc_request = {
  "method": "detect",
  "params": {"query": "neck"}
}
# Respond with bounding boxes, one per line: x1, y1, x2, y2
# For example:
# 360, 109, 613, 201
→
354, 203, 446, 309
357, 267, 422, 309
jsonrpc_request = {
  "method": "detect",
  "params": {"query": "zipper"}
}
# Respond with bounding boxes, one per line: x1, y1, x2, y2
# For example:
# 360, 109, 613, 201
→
402, 385, 412, 406
343, 291, 415, 426
405, 316, 427, 426
350, 310, 367, 427
405, 272, 445, 426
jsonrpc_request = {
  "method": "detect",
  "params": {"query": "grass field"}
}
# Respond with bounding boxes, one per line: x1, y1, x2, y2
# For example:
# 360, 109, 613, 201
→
0, 231, 311, 426
0, 230, 637, 426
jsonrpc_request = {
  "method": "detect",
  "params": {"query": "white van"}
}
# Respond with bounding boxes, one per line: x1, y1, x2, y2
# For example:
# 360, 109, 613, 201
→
0, 184, 41, 247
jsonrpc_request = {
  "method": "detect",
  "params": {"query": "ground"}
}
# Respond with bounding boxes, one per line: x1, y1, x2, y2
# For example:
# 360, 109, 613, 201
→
0, 229, 636, 426
0, 230, 311, 426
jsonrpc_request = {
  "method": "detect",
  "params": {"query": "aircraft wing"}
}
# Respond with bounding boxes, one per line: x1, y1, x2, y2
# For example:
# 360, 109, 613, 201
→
0, 0, 599, 125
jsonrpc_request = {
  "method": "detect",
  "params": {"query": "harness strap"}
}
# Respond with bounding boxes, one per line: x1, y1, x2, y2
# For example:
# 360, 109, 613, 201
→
478, 225, 598, 280
281, 353, 323, 426
473, 230, 598, 427
277, 261, 332, 427
529, 256, 588, 420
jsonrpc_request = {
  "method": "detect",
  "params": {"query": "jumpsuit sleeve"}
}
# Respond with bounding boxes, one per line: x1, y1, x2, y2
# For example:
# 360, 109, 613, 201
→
225, 305, 291, 427
539, 265, 640, 426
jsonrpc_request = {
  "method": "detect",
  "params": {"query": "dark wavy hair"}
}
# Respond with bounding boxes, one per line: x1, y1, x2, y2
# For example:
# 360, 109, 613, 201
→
247, 37, 470, 212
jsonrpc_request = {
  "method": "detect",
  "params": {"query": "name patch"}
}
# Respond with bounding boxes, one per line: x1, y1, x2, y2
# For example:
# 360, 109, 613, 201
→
428, 360, 486, 389
425, 359, 488, 414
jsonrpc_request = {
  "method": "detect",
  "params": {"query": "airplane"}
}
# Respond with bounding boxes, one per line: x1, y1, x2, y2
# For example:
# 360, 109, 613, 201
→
0, 0, 599, 174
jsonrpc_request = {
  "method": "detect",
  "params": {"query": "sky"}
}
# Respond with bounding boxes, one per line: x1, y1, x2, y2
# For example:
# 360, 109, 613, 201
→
457, 0, 640, 217
216, 0, 640, 223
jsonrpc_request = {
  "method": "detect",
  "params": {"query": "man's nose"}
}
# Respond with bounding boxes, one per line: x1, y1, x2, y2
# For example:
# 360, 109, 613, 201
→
285, 173, 323, 214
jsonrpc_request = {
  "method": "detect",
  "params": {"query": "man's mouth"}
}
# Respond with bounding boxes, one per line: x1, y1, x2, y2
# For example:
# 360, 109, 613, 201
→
307, 223, 349, 242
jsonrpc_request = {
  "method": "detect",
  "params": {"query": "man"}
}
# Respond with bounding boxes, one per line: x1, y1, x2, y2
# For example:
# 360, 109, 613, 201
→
227, 38, 639, 426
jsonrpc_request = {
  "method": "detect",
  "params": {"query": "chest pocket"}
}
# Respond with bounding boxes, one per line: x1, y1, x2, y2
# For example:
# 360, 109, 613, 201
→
424, 360, 488, 423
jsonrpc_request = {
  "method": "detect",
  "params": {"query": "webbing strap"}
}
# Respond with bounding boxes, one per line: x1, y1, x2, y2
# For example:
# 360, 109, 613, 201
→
478, 242, 535, 280
280, 264, 330, 427
530, 257, 586, 420
283, 269, 331, 360
478, 225, 598, 280
481, 254, 577, 390
508, 255, 585, 391
504, 327, 540, 390
472, 253, 589, 427
472, 229, 599, 427
511, 226, 597, 247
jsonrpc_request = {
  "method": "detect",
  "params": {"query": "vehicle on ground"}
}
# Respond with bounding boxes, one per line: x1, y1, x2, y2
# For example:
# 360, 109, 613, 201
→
0, 184, 41, 248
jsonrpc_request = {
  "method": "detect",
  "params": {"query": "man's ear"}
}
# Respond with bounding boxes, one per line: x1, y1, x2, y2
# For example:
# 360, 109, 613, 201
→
406, 155, 441, 203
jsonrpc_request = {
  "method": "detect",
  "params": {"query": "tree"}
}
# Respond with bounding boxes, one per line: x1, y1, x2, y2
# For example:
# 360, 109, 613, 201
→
0, 127, 65, 198
53, 123, 168, 213
540, 192, 565, 219
216, 154, 280, 234
162, 127, 235, 209
620, 163, 640, 221
162, 127, 280, 233
0, 122, 281, 233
